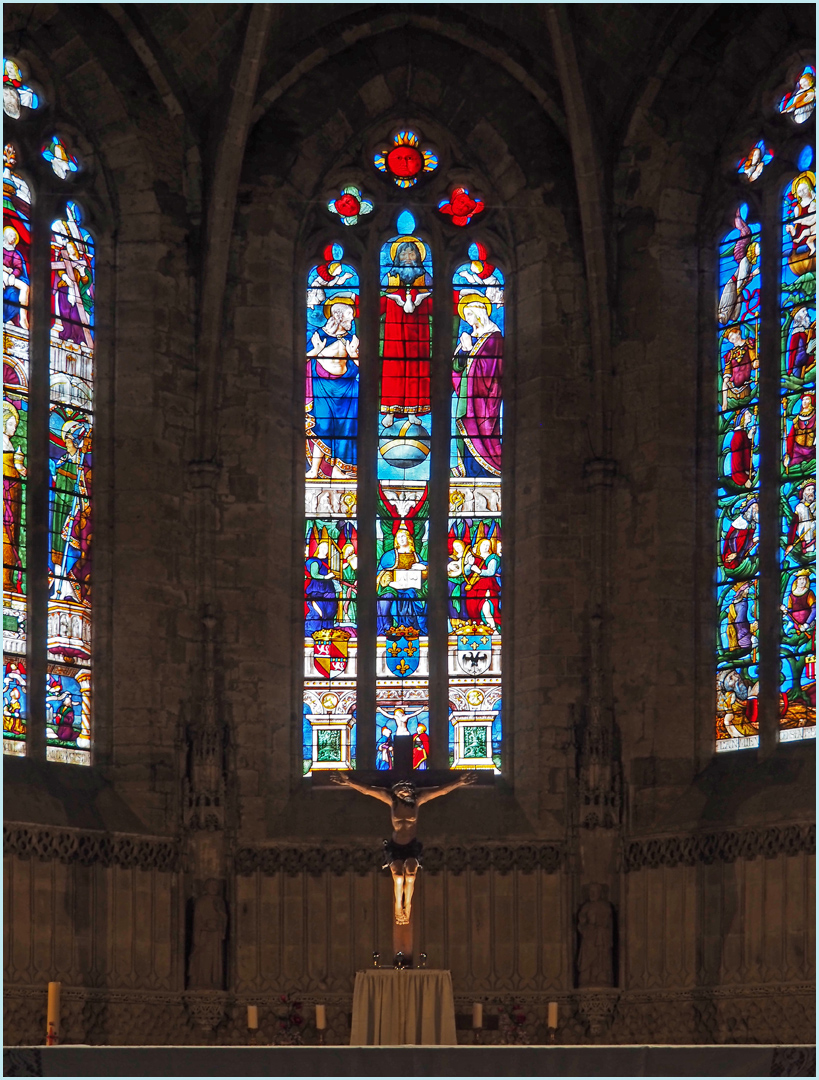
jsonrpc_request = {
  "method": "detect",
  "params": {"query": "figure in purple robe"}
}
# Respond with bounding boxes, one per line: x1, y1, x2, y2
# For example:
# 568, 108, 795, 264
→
451, 293, 502, 477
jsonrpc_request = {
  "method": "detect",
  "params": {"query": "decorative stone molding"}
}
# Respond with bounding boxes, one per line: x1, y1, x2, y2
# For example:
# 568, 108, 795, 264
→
4, 982, 813, 1047
3, 823, 181, 872
622, 823, 815, 871
234, 842, 564, 877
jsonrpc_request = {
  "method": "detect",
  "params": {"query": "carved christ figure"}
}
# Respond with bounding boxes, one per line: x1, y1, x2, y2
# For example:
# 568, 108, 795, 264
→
331, 772, 475, 925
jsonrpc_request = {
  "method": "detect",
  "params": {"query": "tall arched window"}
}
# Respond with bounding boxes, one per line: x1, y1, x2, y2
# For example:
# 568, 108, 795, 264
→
715, 62, 815, 752
3, 57, 94, 765
302, 149, 504, 777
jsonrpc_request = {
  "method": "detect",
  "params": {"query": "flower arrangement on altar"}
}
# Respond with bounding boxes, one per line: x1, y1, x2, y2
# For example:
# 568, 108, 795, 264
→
272, 993, 305, 1044
498, 1001, 531, 1045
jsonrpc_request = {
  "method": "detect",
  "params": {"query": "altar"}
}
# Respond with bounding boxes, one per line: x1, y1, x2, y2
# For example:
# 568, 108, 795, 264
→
350, 968, 457, 1046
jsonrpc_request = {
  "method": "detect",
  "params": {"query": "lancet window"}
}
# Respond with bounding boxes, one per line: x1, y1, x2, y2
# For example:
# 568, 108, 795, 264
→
715, 63, 815, 751
3, 57, 94, 765
302, 143, 503, 776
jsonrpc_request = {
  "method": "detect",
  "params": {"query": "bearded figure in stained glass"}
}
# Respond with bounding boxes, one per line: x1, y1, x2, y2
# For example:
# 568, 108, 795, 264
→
451, 292, 503, 478
380, 238, 432, 426
786, 306, 816, 381
49, 417, 91, 601
306, 293, 359, 478
716, 667, 758, 741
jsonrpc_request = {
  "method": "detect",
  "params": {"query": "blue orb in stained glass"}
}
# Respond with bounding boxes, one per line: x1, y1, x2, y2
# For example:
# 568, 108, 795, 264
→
798, 144, 814, 170
739, 202, 749, 221
379, 421, 430, 469
396, 209, 416, 235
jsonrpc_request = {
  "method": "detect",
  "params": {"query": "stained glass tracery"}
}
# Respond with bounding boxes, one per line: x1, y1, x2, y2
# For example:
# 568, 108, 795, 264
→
3, 143, 31, 756
779, 166, 816, 742
779, 65, 816, 125
303, 244, 359, 773
716, 205, 761, 751
374, 132, 438, 188
3, 58, 39, 118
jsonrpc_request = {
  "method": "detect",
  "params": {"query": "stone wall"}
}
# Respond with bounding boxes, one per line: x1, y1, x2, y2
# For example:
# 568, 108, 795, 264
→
3, 2, 815, 1048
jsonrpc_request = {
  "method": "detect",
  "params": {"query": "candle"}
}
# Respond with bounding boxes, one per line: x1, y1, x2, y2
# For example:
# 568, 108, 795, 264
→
247, 1005, 258, 1030
46, 982, 61, 1046
315, 1004, 327, 1030
472, 1002, 483, 1029
547, 1001, 558, 1029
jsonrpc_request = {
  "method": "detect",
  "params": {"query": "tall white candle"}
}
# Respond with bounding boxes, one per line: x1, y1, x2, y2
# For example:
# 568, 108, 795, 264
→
46, 982, 61, 1046
247, 1004, 258, 1029
315, 1003, 327, 1030
547, 1001, 558, 1029
472, 1002, 483, 1029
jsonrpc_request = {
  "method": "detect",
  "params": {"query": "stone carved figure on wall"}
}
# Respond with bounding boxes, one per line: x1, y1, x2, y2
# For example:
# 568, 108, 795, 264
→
330, 772, 475, 925
187, 878, 227, 990
577, 883, 615, 988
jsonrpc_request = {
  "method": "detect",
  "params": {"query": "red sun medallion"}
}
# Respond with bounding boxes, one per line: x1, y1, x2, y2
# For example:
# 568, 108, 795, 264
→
386, 144, 424, 179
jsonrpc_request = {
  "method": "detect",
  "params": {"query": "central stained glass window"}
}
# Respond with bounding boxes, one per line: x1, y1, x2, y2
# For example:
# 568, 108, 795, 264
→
302, 211, 504, 775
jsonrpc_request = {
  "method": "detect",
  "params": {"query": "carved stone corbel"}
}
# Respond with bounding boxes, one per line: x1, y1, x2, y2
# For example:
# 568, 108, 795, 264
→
577, 989, 619, 1037
183, 990, 228, 1034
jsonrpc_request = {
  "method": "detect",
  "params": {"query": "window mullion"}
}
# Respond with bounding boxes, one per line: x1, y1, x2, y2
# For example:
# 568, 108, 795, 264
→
355, 237, 379, 770
428, 249, 451, 771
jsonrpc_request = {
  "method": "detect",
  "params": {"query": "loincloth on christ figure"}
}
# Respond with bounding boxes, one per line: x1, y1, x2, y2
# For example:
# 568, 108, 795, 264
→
381, 837, 423, 869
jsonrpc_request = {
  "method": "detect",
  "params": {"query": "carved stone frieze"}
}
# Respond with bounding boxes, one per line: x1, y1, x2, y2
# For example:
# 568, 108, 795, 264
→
3, 823, 181, 872
622, 823, 815, 872
234, 842, 564, 877
4, 982, 813, 1046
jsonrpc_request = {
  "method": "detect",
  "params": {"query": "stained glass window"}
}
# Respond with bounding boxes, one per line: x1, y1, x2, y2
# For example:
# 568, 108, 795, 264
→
3, 144, 31, 756
375, 210, 432, 770
715, 61, 816, 753
3, 65, 95, 765
305, 171, 504, 775
448, 242, 503, 772
46, 202, 94, 765
716, 206, 761, 751
779, 164, 816, 742
303, 244, 360, 773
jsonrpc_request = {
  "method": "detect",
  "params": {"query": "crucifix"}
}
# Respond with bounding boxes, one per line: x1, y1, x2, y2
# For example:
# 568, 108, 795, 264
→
322, 735, 490, 966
